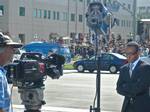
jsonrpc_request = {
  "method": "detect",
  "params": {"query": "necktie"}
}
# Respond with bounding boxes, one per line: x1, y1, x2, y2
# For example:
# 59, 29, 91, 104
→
129, 63, 134, 77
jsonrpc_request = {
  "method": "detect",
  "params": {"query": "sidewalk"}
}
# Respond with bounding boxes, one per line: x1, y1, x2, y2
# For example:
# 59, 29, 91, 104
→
13, 105, 113, 112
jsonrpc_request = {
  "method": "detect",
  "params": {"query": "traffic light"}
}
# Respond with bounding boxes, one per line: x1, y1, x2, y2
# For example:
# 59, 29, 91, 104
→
137, 21, 144, 35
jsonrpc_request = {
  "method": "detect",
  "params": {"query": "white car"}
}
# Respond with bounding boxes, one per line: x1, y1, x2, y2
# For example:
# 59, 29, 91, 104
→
13, 49, 26, 61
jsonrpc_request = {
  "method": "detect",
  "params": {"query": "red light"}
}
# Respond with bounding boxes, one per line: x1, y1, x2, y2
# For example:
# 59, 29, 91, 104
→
38, 63, 45, 73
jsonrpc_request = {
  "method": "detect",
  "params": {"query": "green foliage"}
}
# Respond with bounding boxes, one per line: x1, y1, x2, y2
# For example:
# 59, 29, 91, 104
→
64, 63, 74, 70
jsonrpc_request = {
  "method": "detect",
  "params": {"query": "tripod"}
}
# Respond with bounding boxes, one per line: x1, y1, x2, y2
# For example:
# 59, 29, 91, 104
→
18, 86, 46, 112
90, 32, 102, 112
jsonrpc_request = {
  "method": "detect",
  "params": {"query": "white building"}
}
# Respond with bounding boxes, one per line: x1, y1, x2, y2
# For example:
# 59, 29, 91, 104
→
0, 0, 133, 43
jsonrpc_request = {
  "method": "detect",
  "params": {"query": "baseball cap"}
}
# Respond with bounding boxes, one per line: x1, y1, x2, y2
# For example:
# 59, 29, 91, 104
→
0, 32, 23, 48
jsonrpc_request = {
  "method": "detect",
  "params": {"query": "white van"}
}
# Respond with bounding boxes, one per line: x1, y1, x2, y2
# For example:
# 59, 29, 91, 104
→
13, 49, 26, 61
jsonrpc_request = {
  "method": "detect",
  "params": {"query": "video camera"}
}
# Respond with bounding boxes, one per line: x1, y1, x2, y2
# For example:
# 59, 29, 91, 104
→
4, 52, 65, 88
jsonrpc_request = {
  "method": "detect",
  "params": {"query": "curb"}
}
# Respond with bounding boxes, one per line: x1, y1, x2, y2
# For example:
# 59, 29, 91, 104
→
13, 105, 113, 112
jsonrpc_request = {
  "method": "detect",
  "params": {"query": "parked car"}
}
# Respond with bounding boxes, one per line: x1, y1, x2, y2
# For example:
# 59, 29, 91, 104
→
73, 53, 127, 73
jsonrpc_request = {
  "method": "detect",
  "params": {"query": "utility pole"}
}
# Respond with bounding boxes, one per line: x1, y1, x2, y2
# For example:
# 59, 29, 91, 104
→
132, 0, 137, 40
67, 0, 70, 36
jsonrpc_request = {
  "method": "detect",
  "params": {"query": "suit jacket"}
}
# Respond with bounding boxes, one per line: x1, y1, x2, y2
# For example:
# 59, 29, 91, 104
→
116, 60, 150, 112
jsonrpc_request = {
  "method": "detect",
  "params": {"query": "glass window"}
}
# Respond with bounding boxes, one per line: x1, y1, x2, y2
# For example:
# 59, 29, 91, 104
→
124, 20, 126, 27
128, 4, 131, 10
62, 12, 67, 21
121, 20, 124, 27
44, 10, 47, 19
71, 13, 75, 21
79, 14, 83, 22
37, 9, 42, 18
102, 54, 110, 60
126, 20, 128, 27
89, 56, 96, 60
19, 7, 25, 16
33, 8, 37, 17
18, 34, 25, 43
110, 55, 114, 60
116, 19, 120, 26
57, 11, 60, 20
128, 21, 131, 27
48, 10, 51, 19
53, 11, 56, 20
87, 0, 91, 6
0, 5, 4, 16
79, 0, 83, 2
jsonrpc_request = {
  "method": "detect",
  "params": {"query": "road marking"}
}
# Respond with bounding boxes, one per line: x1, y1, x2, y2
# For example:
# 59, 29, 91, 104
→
13, 105, 113, 112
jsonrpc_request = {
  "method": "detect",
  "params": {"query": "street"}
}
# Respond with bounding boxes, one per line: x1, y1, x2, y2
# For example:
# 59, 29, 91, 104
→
11, 70, 123, 112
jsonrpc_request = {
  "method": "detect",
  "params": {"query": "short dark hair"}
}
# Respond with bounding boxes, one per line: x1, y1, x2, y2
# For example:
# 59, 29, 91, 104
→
126, 41, 140, 53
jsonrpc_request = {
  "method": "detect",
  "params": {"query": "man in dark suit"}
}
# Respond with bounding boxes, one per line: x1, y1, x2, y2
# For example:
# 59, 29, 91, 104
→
116, 41, 150, 112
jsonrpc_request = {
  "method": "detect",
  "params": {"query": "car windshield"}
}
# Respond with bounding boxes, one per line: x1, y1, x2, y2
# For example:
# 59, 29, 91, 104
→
89, 56, 96, 60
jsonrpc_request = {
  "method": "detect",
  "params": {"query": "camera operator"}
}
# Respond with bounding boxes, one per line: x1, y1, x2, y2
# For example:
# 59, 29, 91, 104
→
0, 32, 22, 112
46, 49, 65, 77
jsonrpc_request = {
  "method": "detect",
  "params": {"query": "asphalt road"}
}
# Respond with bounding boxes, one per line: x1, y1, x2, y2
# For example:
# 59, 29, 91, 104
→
11, 70, 124, 112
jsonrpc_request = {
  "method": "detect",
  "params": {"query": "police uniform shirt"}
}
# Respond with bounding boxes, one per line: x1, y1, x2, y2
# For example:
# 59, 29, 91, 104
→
0, 66, 12, 112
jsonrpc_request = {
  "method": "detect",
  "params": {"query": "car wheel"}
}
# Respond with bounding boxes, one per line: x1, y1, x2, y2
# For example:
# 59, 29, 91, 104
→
109, 65, 118, 74
77, 65, 84, 72
89, 70, 94, 73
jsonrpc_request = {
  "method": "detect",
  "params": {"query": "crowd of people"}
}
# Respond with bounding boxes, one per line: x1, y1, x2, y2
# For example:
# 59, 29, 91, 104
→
69, 36, 150, 59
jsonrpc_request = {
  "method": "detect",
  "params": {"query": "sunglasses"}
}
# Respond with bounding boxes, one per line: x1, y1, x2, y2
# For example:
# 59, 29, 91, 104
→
126, 52, 137, 56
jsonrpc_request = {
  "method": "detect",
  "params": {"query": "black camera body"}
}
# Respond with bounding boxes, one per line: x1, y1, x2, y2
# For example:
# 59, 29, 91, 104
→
4, 52, 65, 88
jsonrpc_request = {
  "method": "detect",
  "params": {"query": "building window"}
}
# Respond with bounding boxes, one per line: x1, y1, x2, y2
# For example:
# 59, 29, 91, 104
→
19, 7, 25, 16
0, 5, 4, 16
128, 21, 131, 27
79, 0, 83, 2
126, 20, 128, 27
33, 9, 37, 17
71, 13, 75, 21
148, 7, 150, 13
116, 19, 120, 26
128, 4, 131, 10
121, 20, 124, 27
79, 14, 83, 22
53, 11, 56, 20
18, 34, 25, 43
48, 10, 51, 19
57, 11, 60, 20
87, 0, 91, 6
44, 10, 47, 19
37, 9, 42, 18
124, 20, 126, 27
62, 12, 67, 21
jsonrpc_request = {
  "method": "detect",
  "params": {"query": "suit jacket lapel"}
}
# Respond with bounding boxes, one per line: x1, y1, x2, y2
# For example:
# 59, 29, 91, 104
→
131, 60, 143, 79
